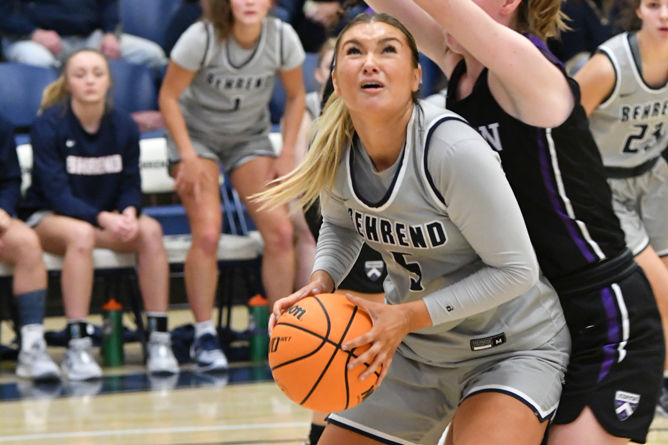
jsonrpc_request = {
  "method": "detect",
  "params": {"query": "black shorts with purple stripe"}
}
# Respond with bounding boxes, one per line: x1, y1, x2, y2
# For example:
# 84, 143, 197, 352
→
551, 264, 664, 444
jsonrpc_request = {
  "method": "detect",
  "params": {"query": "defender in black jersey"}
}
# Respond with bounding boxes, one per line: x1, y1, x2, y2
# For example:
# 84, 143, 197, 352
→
367, 0, 664, 443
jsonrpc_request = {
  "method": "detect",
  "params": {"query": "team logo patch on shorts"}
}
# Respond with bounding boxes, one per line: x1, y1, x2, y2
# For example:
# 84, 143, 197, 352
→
615, 390, 640, 421
470, 333, 506, 351
365, 261, 385, 281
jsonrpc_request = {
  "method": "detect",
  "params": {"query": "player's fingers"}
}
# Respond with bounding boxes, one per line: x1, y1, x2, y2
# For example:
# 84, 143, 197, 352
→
342, 331, 372, 352
347, 335, 381, 369
344, 293, 369, 311
272, 290, 309, 320
268, 312, 277, 335
359, 350, 385, 381
347, 345, 374, 373
376, 358, 391, 386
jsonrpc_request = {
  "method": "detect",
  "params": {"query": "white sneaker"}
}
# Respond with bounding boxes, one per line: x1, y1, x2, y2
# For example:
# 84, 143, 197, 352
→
147, 331, 179, 374
61, 337, 102, 381
16, 338, 60, 380
190, 333, 229, 372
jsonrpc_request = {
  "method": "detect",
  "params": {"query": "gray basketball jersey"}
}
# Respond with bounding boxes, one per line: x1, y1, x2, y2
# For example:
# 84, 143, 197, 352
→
314, 100, 566, 365
590, 33, 668, 169
170, 18, 305, 141
305, 90, 321, 119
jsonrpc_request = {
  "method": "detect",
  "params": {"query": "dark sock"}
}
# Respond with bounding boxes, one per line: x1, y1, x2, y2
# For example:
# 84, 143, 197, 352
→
67, 320, 90, 341
14, 289, 46, 326
147, 313, 168, 333
308, 423, 325, 445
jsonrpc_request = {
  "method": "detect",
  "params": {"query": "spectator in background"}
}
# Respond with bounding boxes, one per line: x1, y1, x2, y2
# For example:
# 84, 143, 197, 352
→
284, 0, 368, 52
0, 115, 60, 381
159, 0, 305, 372
0, 0, 166, 69
163, 0, 205, 56
21, 49, 179, 380
547, 0, 623, 74
163, 0, 299, 56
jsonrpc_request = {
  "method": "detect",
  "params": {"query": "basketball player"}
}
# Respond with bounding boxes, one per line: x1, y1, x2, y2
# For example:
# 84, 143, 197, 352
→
0, 115, 59, 381
22, 49, 179, 380
298, 37, 388, 444
158, 0, 306, 371
574, 0, 668, 414
256, 13, 570, 444
364, 0, 665, 443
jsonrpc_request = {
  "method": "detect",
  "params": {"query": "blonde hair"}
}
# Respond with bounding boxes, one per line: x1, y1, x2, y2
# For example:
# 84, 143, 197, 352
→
253, 12, 420, 210
39, 48, 112, 113
516, 0, 569, 40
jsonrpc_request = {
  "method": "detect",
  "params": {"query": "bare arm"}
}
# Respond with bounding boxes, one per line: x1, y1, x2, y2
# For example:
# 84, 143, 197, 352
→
574, 52, 616, 117
158, 61, 198, 160
365, 0, 459, 77
276, 66, 306, 177
413, 0, 574, 127
158, 61, 207, 199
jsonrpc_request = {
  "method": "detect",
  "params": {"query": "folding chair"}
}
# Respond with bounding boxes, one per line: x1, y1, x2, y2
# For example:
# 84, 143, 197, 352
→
0, 63, 57, 132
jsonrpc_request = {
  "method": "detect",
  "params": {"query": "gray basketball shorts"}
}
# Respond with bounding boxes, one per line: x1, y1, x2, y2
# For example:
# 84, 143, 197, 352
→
24, 210, 53, 228
327, 324, 570, 445
608, 157, 668, 256
166, 132, 277, 175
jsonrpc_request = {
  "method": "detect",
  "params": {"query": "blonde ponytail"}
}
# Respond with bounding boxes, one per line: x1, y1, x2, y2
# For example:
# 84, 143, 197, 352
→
39, 75, 68, 114
517, 0, 568, 40
253, 12, 419, 210
253, 93, 355, 210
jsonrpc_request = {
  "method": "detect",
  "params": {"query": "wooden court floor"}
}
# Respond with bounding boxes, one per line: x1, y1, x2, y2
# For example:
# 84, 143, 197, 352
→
0, 307, 666, 445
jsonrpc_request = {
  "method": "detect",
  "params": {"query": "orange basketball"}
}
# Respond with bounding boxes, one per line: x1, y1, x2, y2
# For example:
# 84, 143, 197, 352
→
268, 293, 381, 412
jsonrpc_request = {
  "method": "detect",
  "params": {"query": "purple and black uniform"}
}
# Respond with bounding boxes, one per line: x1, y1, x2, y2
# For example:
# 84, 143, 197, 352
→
446, 35, 664, 443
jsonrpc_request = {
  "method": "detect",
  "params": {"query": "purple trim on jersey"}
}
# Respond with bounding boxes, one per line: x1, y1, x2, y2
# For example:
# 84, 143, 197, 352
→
537, 129, 597, 262
525, 34, 565, 69
598, 286, 620, 382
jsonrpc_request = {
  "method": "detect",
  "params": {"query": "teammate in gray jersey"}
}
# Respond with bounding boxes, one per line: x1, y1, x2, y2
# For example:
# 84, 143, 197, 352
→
255, 13, 569, 445
158, 0, 306, 371
575, 0, 668, 413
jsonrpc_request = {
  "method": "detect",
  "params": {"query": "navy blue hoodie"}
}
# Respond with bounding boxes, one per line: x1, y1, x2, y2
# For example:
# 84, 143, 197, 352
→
0, 116, 21, 216
22, 104, 141, 225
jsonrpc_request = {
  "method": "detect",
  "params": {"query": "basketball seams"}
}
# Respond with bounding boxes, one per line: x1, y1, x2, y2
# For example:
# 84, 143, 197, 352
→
270, 322, 331, 370
338, 305, 360, 409
272, 318, 381, 376
301, 298, 359, 407
270, 295, 333, 370
269, 293, 380, 411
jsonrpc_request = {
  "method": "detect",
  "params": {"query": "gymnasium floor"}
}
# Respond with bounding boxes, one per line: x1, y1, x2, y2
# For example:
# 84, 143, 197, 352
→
0, 307, 666, 445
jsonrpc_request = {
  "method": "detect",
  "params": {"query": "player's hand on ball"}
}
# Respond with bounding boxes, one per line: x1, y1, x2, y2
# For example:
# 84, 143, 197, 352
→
268, 271, 334, 334
342, 295, 413, 385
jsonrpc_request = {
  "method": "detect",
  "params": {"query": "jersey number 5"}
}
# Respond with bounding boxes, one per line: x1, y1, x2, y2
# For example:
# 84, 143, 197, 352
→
391, 251, 424, 292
